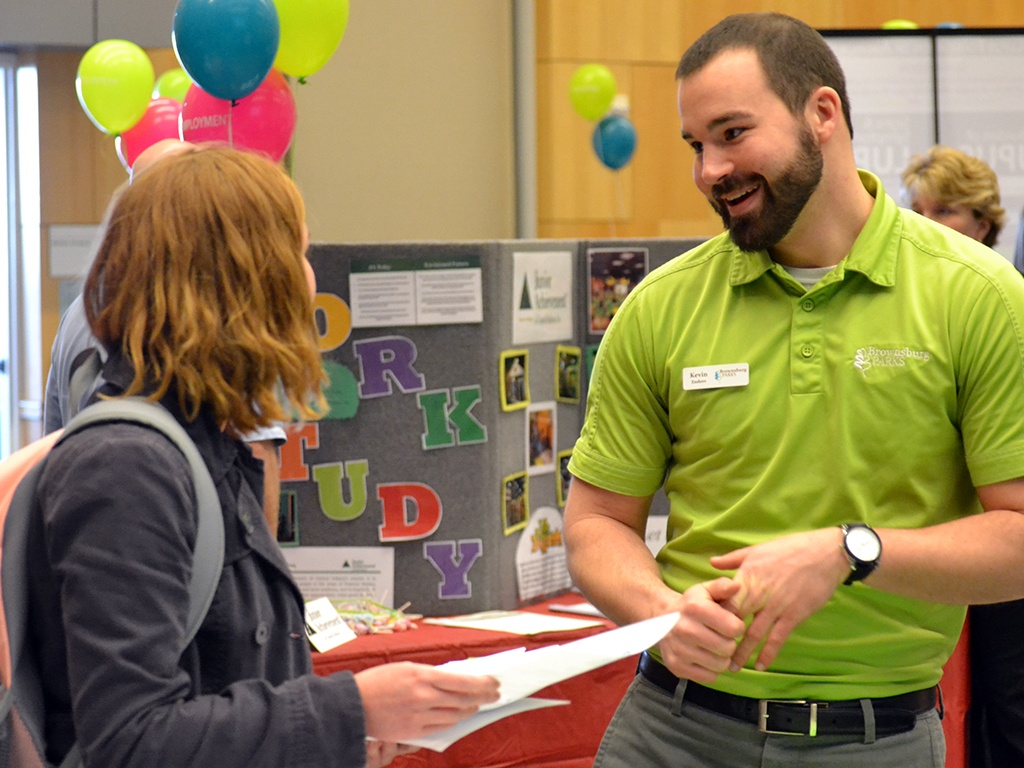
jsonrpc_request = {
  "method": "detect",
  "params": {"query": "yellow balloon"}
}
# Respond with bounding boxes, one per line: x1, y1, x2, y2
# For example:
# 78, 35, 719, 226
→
76, 40, 154, 135
569, 64, 616, 121
882, 19, 919, 30
154, 68, 193, 103
273, 0, 350, 81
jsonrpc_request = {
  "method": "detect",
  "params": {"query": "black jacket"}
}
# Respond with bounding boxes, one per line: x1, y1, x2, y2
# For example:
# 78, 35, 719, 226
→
30, 356, 366, 767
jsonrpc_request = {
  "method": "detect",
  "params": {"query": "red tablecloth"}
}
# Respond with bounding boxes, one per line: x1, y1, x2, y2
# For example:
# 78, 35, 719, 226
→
312, 597, 633, 768
940, 626, 970, 768
312, 598, 971, 768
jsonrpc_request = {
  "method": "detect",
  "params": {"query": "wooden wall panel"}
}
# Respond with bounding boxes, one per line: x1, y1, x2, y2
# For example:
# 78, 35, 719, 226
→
35, 48, 180, 377
594, 0, 689, 64
537, 60, 634, 222
535, 0, 1024, 240
36, 51, 119, 381
629, 64, 717, 239
536, 0, 606, 61
679, 1, 769, 53
37, 53, 117, 225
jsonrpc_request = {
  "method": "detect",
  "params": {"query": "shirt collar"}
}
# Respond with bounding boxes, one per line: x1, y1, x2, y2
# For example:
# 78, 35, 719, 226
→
96, 350, 241, 485
727, 170, 900, 288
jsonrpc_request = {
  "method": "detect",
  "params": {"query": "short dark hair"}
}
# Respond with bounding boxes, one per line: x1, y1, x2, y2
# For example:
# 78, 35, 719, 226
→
676, 12, 853, 138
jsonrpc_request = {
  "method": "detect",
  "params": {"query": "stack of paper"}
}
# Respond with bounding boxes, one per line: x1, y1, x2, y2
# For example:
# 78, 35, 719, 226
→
422, 609, 604, 635
402, 612, 679, 751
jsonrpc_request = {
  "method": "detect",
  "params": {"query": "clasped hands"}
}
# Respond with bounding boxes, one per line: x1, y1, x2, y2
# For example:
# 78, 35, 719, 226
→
658, 527, 852, 683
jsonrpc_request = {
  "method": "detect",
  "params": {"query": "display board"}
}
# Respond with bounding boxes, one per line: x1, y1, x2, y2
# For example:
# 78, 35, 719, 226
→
278, 238, 700, 617
823, 34, 935, 198
824, 29, 1024, 262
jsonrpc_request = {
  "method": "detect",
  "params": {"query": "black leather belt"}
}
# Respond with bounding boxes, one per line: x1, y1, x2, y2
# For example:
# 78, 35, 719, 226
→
638, 651, 937, 738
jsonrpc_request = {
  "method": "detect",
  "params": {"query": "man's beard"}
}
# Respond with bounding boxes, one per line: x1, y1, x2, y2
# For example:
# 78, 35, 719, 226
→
711, 126, 823, 253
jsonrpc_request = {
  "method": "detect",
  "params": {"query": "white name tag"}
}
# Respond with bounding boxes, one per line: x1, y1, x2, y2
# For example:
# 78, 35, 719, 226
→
682, 363, 750, 391
304, 597, 358, 653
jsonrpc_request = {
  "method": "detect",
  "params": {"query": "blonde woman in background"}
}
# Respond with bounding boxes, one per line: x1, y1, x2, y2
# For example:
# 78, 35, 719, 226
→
900, 145, 1005, 247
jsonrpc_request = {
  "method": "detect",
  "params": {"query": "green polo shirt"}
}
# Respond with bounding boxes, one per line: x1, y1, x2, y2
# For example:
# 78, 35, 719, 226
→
570, 171, 1024, 700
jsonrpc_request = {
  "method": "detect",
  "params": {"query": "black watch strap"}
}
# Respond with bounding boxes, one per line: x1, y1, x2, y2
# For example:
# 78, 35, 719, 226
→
844, 557, 875, 585
841, 523, 881, 585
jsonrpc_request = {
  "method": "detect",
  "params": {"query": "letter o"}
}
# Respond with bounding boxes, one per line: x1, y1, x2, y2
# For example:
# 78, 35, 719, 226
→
313, 293, 352, 352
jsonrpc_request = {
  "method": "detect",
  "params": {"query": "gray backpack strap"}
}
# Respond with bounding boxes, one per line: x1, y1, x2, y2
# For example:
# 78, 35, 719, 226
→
1, 398, 223, 768
61, 398, 225, 646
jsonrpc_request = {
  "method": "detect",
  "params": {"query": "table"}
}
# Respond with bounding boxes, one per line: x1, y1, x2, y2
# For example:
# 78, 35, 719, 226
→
940, 626, 970, 768
312, 597, 633, 768
312, 598, 971, 768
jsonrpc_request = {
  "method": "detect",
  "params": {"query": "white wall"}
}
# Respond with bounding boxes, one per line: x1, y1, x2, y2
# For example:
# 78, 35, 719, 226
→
291, 0, 517, 243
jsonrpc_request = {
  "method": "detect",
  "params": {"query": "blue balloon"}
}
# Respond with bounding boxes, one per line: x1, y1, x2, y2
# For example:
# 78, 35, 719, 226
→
591, 114, 637, 171
173, 0, 280, 102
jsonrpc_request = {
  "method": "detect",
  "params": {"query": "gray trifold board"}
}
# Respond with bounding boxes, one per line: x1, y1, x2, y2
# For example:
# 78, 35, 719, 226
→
285, 238, 702, 616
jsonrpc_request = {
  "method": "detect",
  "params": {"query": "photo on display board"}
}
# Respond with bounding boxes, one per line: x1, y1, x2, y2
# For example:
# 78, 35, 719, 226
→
499, 349, 530, 411
556, 449, 573, 508
587, 247, 649, 334
555, 345, 582, 404
277, 490, 299, 547
526, 401, 557, 475
502, 471, 530, 535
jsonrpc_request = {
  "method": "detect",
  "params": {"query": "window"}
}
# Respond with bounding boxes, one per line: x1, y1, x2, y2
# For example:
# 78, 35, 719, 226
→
0, 55, 40, 457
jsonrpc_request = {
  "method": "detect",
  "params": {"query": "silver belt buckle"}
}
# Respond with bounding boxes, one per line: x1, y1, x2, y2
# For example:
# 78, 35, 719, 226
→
758, 699, 818, 737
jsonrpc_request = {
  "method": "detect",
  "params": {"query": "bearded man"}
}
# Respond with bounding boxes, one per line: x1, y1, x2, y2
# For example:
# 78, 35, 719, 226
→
564, 12, 1024, 768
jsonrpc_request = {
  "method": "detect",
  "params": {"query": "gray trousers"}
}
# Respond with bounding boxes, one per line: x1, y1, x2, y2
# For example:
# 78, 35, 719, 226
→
594, 674, 946, 768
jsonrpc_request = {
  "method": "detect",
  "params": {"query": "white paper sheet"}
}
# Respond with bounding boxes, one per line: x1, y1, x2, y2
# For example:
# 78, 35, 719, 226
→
404, 612, 679, 750
422, 609, 604, 635
547, 600, 606, 618
399, 698, 570, 752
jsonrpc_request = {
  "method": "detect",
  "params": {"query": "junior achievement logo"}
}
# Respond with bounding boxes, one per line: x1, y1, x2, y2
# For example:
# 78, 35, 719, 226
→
853, 346, 930, 378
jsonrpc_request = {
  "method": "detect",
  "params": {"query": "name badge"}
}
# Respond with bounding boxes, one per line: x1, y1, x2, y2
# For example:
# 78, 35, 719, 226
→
304, 597, 358, 653
682, 363, 750, 391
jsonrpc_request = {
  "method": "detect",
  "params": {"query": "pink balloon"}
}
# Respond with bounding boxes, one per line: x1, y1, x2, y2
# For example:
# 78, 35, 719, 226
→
115, 97, 183, 171
180, 69, 296, 162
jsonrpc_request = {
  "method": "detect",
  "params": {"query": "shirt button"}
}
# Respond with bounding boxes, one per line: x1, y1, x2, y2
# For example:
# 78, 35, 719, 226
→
254, 622, 270, 645
802, 299, 815, 311
801, 345, 814, 358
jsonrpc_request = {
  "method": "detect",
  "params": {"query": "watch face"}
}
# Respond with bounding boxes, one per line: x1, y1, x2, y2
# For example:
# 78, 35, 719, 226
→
847, 527, 881, 561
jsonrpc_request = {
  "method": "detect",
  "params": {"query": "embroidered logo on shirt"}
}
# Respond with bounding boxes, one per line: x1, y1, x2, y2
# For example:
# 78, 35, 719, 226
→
853, 346, 930, 378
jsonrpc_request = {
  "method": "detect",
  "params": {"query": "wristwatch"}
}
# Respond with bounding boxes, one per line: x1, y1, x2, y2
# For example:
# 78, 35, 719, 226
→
840, 523, 882, 585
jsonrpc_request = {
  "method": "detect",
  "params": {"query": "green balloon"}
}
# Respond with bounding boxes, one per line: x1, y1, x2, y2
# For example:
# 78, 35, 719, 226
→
154, 68, 192, 103
569, 63, 617, 121
881, 19, 919, 30
273, 0, 350, 81
76, 39, 154, 135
